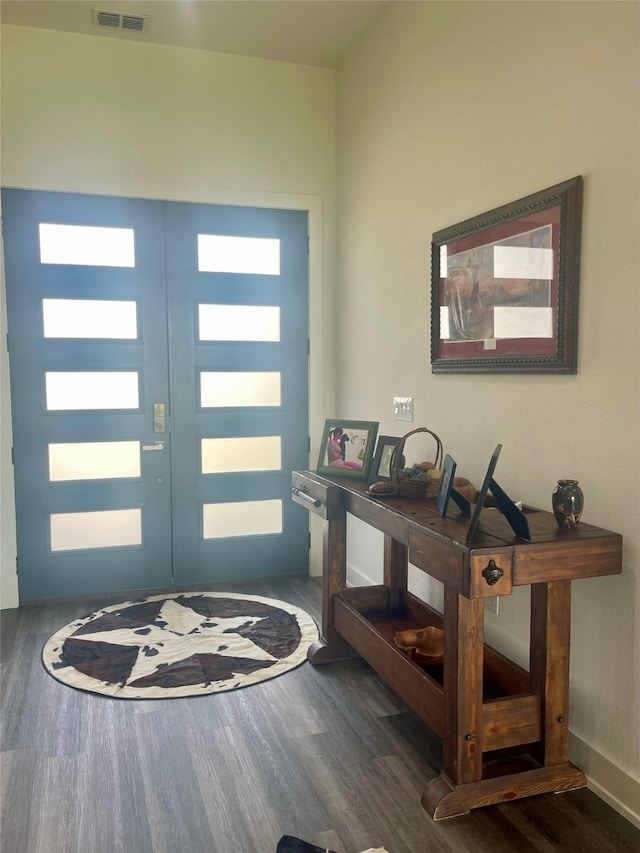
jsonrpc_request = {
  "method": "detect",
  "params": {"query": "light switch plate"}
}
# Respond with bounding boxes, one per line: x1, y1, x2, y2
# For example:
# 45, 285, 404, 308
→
393, 396, 414, 421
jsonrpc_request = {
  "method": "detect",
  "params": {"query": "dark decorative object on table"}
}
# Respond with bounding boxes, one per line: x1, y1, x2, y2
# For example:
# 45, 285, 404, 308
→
552, 479, 584, 528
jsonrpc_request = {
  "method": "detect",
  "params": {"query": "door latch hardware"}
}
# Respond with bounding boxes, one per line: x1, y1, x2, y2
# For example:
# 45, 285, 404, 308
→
153, 403, 166, 433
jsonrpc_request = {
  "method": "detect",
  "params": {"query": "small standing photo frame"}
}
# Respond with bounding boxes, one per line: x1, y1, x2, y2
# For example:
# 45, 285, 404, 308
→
436, 454, 457, 516
369, 436, 404, 483
316, 419, 379, 481
466, 445, 503, 542
466, 444, 530, 542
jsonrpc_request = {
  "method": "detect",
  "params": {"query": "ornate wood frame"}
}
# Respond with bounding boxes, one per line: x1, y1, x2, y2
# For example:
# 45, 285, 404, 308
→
431, 176, 583, 374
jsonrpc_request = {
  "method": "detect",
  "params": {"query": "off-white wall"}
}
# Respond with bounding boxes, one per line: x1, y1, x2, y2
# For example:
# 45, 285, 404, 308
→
1, 24, 334, 196
336, 0, 639, 824
0, 23, 338, 606
0, 235, 18, 608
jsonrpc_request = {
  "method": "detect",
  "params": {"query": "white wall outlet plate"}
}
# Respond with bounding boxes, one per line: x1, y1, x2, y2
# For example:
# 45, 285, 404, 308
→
486, 596, 500, 615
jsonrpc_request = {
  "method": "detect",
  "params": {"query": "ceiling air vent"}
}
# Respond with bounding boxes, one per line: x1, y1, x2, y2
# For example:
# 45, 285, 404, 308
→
93, 9, 148, 33
121, 15, 145, 31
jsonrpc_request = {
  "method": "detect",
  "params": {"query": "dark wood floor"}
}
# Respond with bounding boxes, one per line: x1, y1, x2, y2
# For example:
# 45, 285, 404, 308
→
1, 575, 638, 853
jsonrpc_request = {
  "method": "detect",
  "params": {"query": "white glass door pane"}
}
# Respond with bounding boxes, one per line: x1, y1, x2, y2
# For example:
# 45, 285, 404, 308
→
202, 500, 282, 539
43, 299, 138, 339
198, 304, 280, 342
48, 441, 141, 481
45, 372, 139, 411
197, 234, 280, 275
50, 508, 142, 551
200, 372, 281, 408
201, 436, 281, 474
39, 223, 135, 267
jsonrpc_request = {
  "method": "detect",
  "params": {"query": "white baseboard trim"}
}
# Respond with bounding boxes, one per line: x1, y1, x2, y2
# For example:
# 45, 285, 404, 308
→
346, 561, 378, 589
346, 562, 640, 830
569, 733, 640, 829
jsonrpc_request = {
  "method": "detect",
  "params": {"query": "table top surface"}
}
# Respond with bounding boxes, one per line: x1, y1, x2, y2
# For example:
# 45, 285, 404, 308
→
293, 470, 622, 560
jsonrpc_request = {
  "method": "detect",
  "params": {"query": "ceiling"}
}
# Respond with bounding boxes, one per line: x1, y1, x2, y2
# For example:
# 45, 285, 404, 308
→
0, 0, 390, 68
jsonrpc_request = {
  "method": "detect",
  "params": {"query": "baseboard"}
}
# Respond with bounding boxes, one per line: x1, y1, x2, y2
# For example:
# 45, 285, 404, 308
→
569, 733, 640, 829
346, 561, 640, 830
346, 561, 378, 589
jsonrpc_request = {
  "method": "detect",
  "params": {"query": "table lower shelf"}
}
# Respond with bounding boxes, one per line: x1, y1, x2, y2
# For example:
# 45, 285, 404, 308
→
314, 592, 541, 753
308, 590, 586, 818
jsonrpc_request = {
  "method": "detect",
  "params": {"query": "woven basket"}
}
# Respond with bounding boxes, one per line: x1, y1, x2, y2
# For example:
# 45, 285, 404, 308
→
389, 428, 444, 499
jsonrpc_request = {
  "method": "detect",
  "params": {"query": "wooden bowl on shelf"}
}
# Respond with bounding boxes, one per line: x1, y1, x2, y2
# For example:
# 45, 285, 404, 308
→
393, 625, 444, 666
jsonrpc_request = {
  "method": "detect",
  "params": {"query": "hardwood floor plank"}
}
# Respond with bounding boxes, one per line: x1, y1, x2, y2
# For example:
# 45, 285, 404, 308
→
132, 718, 217, 853
560, 788, 640, 851
1, 577, 638, 853
0, 609, 20, 663
1, 748, 41, 853
497, 789, 640, 853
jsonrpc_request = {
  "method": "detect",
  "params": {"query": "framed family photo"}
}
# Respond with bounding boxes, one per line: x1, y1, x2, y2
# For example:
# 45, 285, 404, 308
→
316, 419, 379, 480
431, 176, 582, 374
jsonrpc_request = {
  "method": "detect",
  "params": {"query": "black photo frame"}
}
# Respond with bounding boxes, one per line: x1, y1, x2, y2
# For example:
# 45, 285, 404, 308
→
436, 454, 457, 515
369, 435, 404, 483
466, 445, 503, 542
466, 444, 530, 542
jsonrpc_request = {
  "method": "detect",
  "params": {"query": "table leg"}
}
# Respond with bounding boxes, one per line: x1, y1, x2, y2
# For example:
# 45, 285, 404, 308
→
422, 587, 484, 817
423, 580, 586, 819
384, 534, 407, 613
307, 511, 358, 664
442, 586, 485, 784
530, 580, 580, 769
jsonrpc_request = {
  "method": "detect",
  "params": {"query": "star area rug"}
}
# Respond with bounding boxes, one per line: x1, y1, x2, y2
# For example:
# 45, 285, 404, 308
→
42, 591, 318, 699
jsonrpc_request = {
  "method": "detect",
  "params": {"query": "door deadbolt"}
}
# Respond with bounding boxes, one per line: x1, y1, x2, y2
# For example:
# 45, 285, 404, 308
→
153, 403, 166, 433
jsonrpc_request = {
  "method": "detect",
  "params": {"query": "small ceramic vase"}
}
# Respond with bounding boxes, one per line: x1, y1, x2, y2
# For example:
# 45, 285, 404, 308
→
552, 479, 584, 528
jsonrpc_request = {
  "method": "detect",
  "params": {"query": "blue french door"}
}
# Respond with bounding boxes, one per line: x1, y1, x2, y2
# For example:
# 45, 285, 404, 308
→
165, 202, 309, 585
2, 189, 309, 602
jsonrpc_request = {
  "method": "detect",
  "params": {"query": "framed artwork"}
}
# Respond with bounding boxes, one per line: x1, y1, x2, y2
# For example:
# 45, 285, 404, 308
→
316, 419, 379, 480
369, 435, 404, 483
436, 454, 457, 516
431, 176, 583, 374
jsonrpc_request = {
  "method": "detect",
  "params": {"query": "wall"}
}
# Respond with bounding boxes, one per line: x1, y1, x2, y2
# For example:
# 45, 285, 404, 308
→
0, 238, 18, 608
335, 0, 639, 824
0, 23, 338, 606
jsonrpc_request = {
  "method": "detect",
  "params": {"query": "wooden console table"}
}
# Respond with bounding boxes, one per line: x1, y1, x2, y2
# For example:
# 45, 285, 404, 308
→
291, 471, 622, 819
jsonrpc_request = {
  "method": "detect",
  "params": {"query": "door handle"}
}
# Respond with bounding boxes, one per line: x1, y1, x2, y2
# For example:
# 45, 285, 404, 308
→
142, 441, 165, 451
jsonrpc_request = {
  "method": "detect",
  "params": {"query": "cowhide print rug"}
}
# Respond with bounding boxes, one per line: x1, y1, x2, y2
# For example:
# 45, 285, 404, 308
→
42, 591, 318, 699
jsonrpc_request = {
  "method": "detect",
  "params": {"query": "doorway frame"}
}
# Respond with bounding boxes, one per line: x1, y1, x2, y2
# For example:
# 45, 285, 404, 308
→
0, 183, 331, 607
